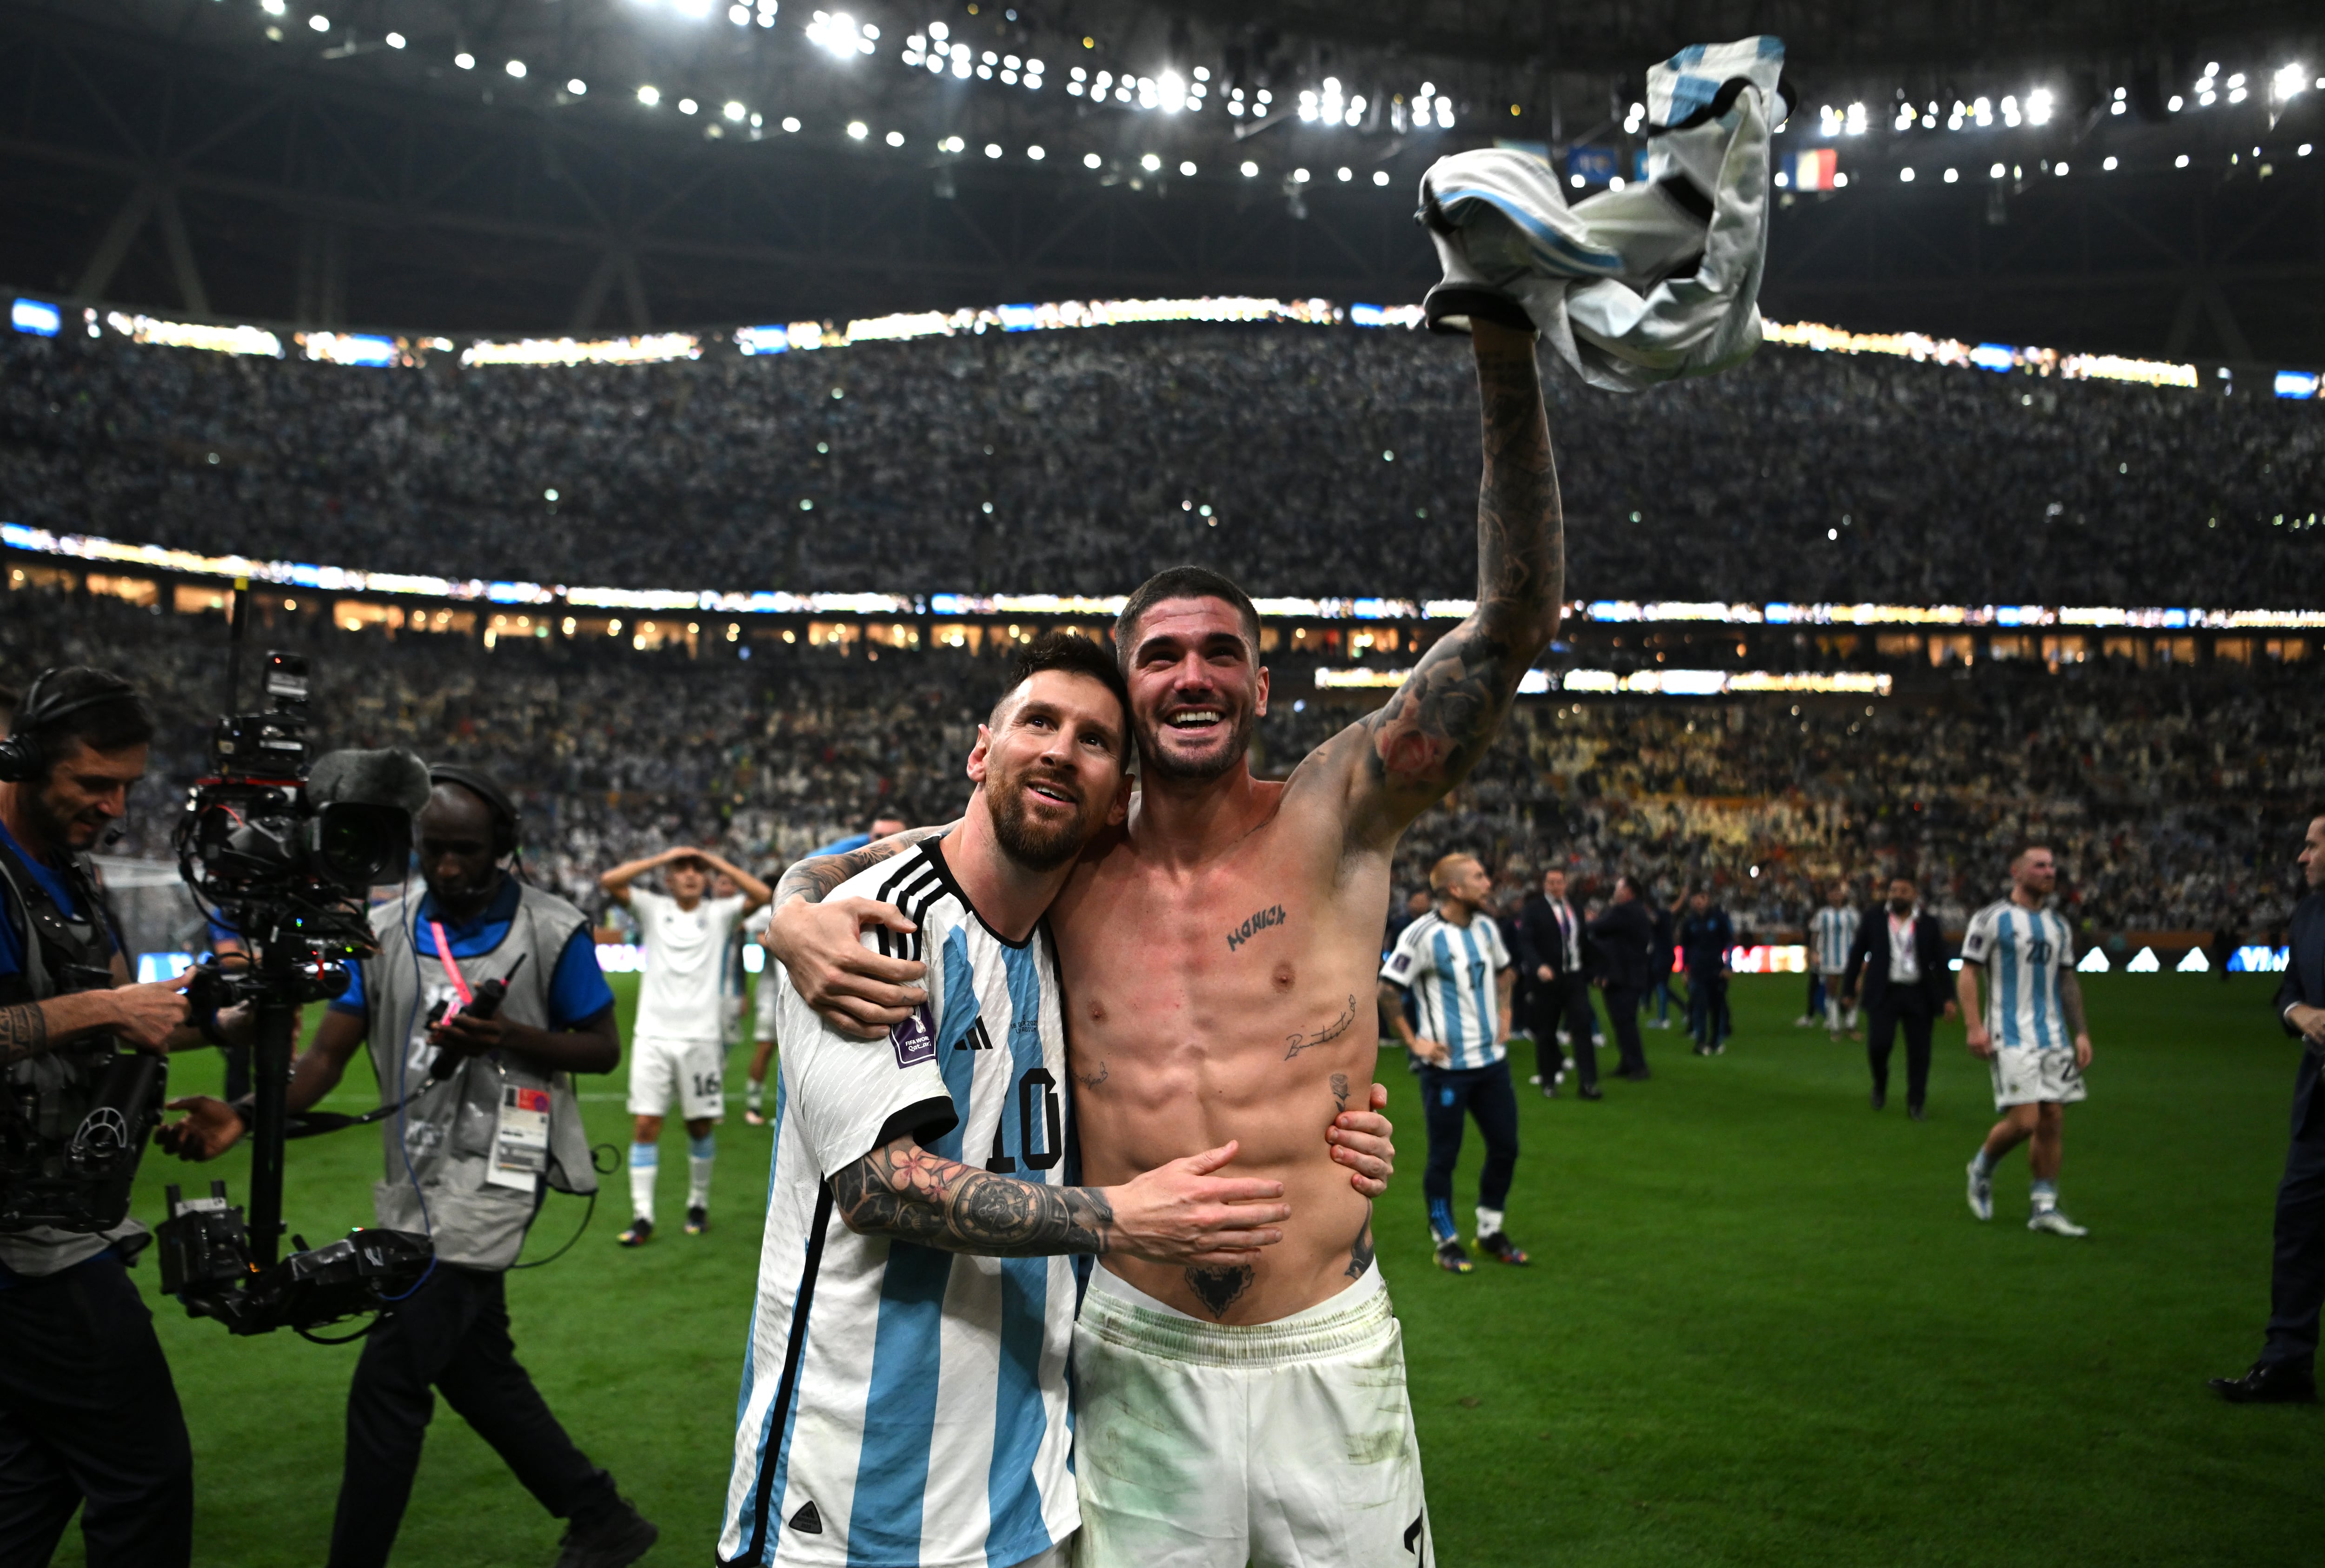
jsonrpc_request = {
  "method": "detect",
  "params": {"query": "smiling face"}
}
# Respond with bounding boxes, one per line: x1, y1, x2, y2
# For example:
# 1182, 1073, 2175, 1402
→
1122, 596, 1268, 783
968, 668, 1130, 873
19, 736, 146, 856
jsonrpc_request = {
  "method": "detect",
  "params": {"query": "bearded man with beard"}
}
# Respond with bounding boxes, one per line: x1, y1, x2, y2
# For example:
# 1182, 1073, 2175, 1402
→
767, 317, 1565, 1568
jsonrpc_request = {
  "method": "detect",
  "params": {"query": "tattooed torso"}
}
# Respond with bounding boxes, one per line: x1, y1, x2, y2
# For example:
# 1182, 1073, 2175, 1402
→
1051, 783, 1392, 1325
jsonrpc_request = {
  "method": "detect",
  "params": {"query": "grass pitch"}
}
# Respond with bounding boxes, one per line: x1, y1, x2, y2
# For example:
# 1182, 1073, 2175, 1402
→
53, 973, 2318, 1566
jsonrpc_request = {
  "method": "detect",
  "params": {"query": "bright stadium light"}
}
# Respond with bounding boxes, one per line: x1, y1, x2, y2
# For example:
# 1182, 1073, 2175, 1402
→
782, 116, 800, 132
505, 60, 526, 79
385, 32, 405, 48
1026, 145, 1045, 160
1943, 166, 1959, 182
1158, 71, 1187, 112
2103, 155, 2117, 170
1900, 166, 1915, 181
726, 101, 747, 121
1083, 152, 1102, 168
455, 52, 475, 70
308, 15, 330, 33
638, 85, 661, 106
1336, 165, 1352, 181
679, 98, 698, 114
883, 128, 903, 145
568, 78, 587, 95
1179, 159, 1196, 175
846, 120, 867, 138
984, 142, 1002, 158
259, 0, 285, 13
1372, 169, 1390, 186
1140, 152, 1161, 171
1240, 159, 1259, 177
2026, 86, 2053, 125
1293, 167, 1311, 182
729, 3, 749, 22
2277, 63, 2308, 100
2175, 152, 2190, 167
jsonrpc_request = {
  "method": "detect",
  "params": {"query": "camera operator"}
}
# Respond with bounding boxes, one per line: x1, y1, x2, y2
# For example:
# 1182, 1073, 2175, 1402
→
163, 765, 658, 1568
0, 667, 200, 1568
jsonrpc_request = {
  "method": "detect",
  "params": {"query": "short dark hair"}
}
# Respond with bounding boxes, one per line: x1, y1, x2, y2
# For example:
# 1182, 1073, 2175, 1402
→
995, 631, 1132, 756
1112, 566, 1262, 671
20, 667, 153, 762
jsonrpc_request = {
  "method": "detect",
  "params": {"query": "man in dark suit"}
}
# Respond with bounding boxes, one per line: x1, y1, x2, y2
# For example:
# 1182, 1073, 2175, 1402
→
2212, 810, 2325, 1404
1517, 867, 1601, 1101
1588, 874, 1658, 1082
1843, 876, 1957, 1119
1676, 888, 1735, 1055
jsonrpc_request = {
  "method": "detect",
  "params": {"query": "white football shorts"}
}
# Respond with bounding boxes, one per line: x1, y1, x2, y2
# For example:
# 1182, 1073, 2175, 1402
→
627, 1035, 727, 1121
1990, 1045, 2087, 1109
1070, 1262, 1430, 1568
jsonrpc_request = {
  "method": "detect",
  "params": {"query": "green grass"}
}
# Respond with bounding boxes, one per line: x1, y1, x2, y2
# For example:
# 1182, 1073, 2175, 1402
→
52, 974, 2320, 1565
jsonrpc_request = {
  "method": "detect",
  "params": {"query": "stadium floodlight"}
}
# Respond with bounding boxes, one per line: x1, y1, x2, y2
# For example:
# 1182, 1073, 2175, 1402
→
1608, 175, 1626, 191
929, 20, 947, 40
259, 0, 285, 14
385, 32, 405, 48
308, 15, 330, 33
782, 117, 800, 132
1942, 166, 1958, 182
1240, 160, 1258, 177
1989, 161, 2005, 178
1844, 101, 1867, 134
984, 142, 1002, 158
679, 98, 698, 114
1140, 152, 1160, 171
1973, 95, 1992, 126
638, 85, 661, 106
846, 120, 867, 138
1335, 165, 1352, 181
2102, 156, 2117, 170
1372, 169, 1390, 186
1899, 167, 1914, 182
2276, 63, 2307, 99
726, 101, 747, 121
2303, 143, 2316, 157
455, 52, 475, 70
1179, 159, 1196, 176
729, 3, 749, 22
2175, 152, 2190, 167
568, 79, 587, 95
1027, 145, 1045, 160
1083, 152, 1101, 168
2055, 161, 2069, 176
1293, 167, 1311, 183
884, 129, 903, 145
505, 60, 526, 79
1158, 71, 1187, 112
1832, 172, 1849, 187
806, 11, 874, 60
1570, 172, 1586, 188
2026, 87, 2053, 125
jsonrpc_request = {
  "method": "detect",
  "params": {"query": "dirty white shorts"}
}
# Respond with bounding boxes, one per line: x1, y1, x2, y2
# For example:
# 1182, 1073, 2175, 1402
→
1070, 1262, 1430, 1568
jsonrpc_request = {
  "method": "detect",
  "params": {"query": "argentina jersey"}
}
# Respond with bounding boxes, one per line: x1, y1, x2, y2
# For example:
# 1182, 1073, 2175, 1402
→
1812, 905, 1860, 974
720, 839, 1077, 1568
1960, 900, 2075, 1051
1380, 910, 1511, 1070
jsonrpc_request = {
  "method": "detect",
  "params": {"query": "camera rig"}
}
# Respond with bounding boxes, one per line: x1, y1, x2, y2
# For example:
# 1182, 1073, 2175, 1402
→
158, 651, 436, 1336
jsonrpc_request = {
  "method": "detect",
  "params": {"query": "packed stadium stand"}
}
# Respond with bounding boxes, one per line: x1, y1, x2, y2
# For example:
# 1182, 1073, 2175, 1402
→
4, 322, 2320, 608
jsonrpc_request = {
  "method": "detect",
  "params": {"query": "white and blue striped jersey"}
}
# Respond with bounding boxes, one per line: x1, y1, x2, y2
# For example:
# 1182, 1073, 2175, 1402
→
1811, 905, 1861, 974
1380, 909, 1511, 1070
1960, 900, 2076, 1051
720, 839, 1077, 1568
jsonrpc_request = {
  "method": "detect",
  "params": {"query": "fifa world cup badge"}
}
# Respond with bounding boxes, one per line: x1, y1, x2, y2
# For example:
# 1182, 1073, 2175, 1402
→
891, 1005, 937, 1070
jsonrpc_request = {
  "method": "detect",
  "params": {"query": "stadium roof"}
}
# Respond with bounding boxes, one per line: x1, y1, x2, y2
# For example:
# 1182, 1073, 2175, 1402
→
2, 1, 2320, 358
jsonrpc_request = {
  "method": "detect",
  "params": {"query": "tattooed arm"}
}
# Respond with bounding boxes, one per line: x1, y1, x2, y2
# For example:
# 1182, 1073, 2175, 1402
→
0, 978, 191, 1066
1335, 318, 1565, 849
762, 823, 957, 1039
2059, 969, 2094, 1067
832, 1133, 1291, 1266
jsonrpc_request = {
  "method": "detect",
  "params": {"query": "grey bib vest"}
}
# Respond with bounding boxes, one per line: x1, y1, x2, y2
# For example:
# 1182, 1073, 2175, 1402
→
361, 880, 599, 1271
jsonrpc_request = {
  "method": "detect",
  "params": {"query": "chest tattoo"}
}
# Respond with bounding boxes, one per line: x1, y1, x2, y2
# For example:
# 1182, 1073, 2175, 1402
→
1074, 1059, 1109, 1089
1284, 994, 1357, 1060
1225, 904, 1288, 952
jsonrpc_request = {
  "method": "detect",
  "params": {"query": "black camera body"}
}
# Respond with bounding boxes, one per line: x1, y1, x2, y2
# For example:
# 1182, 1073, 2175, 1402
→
159, 1180, 431, 1336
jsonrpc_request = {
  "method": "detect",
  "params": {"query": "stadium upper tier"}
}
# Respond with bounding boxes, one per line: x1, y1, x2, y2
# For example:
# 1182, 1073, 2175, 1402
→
1, 319, 2317, 608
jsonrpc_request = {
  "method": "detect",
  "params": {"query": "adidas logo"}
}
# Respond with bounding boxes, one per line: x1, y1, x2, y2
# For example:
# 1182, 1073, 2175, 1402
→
789, 1501, 823, 1535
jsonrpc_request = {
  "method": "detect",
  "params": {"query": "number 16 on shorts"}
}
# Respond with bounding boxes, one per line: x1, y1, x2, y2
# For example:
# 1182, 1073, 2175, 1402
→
630, 1036, 729, 1121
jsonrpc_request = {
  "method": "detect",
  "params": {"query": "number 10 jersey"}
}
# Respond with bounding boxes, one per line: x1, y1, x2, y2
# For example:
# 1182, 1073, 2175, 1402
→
719, 838, 1078, 1568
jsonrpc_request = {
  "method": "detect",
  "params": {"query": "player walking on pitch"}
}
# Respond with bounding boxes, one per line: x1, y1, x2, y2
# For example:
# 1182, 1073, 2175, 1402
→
1960, 846, 2095, 1237
1812, 880, 1862, 1038
599, 845, 770, 1242
769, 314, 1567, 1566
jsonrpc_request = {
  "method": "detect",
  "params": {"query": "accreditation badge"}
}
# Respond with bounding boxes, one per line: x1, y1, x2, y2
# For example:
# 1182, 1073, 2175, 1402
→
487, 1084, 552, 1191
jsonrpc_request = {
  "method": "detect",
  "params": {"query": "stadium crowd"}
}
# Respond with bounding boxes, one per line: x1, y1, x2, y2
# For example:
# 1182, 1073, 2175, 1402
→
2, 321, 2319, 608
3, 589, 2309, 942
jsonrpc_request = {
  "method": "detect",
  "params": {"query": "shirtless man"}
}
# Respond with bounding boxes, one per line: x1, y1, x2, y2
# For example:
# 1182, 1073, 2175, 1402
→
770, 318, 1563, 1567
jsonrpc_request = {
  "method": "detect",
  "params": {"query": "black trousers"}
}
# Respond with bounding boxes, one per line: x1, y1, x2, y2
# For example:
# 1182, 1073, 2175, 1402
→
1603, 985, 1648, 1076
1527, 974, 1598, 1091
0, 1253, 193, 1568
330, 1264, 618, 1568
1686, 971, 1730, 1048
1867, 990, 1936, 1108
2263, 1126, 2325, 1369
1418, 1060, 1520, 1236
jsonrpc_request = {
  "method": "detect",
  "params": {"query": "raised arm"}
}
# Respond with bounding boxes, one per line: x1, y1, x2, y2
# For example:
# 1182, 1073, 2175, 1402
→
598, 846, 687, 907
694, 848, 774, 913
1342, 318, 1564, 849
832, 1133, 1288, 1267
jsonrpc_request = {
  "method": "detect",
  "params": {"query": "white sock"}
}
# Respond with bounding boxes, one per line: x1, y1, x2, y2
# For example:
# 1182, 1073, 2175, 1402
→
628, 1143, 658, 1223
745, 1077, 764, 1111
1825, 996, 1842, 1030
1476, 1205, 1506, 1239
688, 1134, 716, 1211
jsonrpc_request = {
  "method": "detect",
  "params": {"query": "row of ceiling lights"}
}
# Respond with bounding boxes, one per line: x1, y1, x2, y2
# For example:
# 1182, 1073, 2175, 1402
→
1812, 62, 2317, 138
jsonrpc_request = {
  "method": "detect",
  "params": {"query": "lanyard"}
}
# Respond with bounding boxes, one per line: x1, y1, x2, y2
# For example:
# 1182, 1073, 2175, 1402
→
427, 920, 474, 1011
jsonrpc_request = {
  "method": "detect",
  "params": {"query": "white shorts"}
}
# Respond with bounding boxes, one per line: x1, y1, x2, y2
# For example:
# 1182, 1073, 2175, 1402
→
627, 1035, 727, 1120
1990, 1045, 2087, 1109
1071, 1263, 1430, 1568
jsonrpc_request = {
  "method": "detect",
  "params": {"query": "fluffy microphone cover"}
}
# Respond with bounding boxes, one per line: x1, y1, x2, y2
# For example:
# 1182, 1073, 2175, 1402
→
307, 748, 432, 814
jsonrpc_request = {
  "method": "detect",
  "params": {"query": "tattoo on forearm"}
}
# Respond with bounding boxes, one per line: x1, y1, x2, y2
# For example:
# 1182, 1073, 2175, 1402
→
1185, 1264, 1254, 1319
1362, 332, 1562, 802
776, 826, 949, 907
1346, 1204, 1375, 1280
0, 1002, 49, 1065
1286, 994, 1358, 1060
1330, 1072, 1350, 1112
2058, 972, 2087, 1036
831, 1137, 1115, 1256
1226, 905, 1288, 952
1074, 1060, 1110, 1089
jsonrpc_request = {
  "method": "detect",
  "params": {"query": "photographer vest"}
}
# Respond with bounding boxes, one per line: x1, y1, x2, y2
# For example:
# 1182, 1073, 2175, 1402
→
360, 880, 599, 1272
0, 832, 149, 1277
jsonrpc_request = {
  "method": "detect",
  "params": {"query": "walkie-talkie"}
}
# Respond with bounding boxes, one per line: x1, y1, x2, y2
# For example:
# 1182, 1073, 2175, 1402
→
426, 954, 527, 1081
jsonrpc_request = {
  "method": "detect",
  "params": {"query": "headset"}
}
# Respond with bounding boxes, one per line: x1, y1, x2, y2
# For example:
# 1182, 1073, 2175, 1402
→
426, 763, 522, 862
0, 668, 141, 785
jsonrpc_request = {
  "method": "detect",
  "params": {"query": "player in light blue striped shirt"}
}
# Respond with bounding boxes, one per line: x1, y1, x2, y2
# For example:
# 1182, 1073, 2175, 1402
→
1379, 853, 1527, 1274
1959, 845, 2097, 1238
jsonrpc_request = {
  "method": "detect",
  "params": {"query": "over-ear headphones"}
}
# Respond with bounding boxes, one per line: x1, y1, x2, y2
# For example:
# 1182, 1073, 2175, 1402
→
0, 668, 141, 785
428, 764, 521, 860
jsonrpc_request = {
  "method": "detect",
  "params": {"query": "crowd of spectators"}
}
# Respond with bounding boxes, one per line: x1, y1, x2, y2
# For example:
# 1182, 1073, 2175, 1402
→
4, 589, 2311, 944
3, 321, 2318, 608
